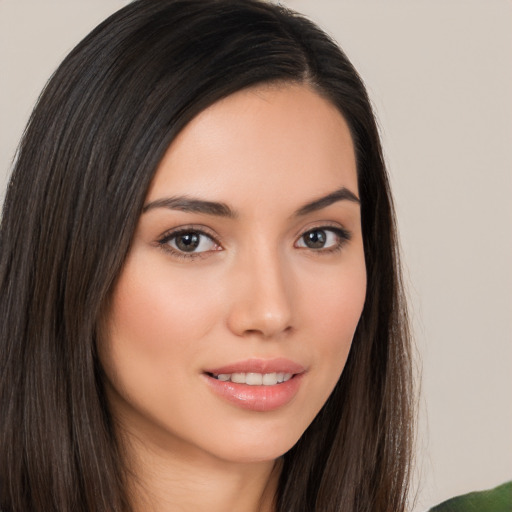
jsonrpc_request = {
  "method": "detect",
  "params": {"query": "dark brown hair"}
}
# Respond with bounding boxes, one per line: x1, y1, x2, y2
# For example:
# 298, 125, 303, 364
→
0, 1, 414, 511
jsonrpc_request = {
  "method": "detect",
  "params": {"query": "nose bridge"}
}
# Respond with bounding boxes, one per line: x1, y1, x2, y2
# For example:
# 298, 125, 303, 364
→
227, 239, 293, 338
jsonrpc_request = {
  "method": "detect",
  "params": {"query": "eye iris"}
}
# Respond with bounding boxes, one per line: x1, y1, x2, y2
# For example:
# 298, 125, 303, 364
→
175, 232, 200, 252
304, 229, 326, 249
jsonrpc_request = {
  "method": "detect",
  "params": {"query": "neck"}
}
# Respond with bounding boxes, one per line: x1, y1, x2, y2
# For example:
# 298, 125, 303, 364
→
122, 429, 281, 512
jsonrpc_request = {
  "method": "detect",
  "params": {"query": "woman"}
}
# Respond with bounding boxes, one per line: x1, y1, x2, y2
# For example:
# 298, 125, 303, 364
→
0, 1, 414, 511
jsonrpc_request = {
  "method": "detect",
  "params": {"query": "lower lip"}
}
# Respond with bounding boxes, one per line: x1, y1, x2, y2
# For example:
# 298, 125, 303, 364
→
203, 373, 304, 412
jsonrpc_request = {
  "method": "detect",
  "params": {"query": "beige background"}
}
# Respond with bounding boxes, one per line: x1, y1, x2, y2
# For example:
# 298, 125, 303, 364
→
1, 1, 511, 510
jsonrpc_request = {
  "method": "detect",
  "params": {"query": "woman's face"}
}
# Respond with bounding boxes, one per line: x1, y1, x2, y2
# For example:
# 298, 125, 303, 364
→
100, 84, 366, 464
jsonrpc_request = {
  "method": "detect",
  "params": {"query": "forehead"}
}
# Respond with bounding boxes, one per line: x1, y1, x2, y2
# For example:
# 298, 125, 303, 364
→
145, 83, 358, 211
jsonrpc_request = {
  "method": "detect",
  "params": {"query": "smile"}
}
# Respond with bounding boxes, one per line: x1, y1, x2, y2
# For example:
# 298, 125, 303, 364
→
209, 372, 293, 385
203, 358, 305, 412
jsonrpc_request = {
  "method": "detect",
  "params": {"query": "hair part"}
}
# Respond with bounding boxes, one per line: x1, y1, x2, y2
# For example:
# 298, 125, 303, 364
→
0, 1, 414, 511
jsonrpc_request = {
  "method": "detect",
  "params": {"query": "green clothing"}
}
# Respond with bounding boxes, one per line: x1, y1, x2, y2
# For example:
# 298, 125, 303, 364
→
429, 481, 512, 512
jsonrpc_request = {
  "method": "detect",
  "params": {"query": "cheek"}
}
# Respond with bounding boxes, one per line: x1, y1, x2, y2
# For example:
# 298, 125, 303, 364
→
106, 255, 224, 358
306, 253, 366, 336
98, 253, 227, 424
301, 251, 366, 380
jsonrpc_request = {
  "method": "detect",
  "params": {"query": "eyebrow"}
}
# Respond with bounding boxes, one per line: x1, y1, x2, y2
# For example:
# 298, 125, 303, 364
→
142, 186, 359, 218
143, 196, 236, 217
294, 186, 360, 216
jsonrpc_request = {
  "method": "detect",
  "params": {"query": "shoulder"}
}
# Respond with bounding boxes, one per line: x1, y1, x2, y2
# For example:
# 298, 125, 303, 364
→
428, 481, 512, 512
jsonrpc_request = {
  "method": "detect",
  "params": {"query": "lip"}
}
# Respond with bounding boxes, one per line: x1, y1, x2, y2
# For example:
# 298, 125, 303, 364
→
203, 358, 306, 412
204, 358, 305, 375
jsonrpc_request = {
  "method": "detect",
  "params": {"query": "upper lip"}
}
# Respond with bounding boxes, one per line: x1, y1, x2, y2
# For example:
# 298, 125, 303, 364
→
204, 358, 306, 375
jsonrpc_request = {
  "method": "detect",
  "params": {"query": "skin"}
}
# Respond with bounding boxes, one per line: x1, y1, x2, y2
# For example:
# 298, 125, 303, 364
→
100, 83, 367, 512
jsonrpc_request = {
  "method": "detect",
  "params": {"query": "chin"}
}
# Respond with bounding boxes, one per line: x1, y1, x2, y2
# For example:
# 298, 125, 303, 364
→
200, 418, 308, 465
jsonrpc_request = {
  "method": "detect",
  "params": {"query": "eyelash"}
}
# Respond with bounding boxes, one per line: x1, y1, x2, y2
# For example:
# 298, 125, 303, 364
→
296, 225, 351, 255
157, 226, 221, 261
156, 224, 352, 260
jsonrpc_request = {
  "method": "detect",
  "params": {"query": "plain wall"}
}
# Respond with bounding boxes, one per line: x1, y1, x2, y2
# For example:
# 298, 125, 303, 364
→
1, 1, 511, 510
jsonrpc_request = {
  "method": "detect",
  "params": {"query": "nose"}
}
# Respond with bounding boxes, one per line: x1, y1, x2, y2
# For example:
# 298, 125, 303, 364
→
226, 245, 294, 339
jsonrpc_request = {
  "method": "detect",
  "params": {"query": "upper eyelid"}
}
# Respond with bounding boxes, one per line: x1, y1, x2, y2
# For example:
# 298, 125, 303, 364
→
158, 225, 221, 245
296, 226, 351, 244
156, 227, 222, 260
294, 222, 351, 240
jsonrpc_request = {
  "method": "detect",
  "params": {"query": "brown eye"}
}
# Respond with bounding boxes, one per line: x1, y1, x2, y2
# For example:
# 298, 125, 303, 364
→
175, 232, 201, 252
302, 229, 327, 249
164, 230, 218, 254
295, 227, 351, 251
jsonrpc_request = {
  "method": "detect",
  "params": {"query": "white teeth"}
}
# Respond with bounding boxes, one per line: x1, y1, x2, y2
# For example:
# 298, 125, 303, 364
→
231, 373, 246, 384
246, 373, 263, 385
262, 372, 278, 385
212, 372, 293, 385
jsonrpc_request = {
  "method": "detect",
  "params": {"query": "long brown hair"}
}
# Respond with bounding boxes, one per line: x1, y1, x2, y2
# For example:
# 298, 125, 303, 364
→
0, 1, 414, 511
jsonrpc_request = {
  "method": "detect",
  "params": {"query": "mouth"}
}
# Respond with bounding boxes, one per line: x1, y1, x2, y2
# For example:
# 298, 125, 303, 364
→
202, 358, 305, 412
203, 357, 305, 386
206, 372, 294, 386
